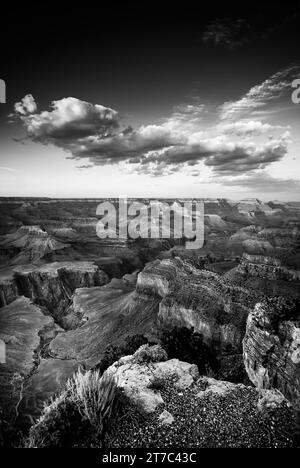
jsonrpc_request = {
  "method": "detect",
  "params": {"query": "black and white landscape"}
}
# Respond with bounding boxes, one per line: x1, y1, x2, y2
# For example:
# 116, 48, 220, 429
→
0, 0, 300, 449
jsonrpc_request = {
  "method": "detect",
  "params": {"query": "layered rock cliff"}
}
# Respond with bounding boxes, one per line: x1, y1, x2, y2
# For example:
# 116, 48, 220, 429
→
243, 298, 300, 408
138, 258, 255, 353
0, 262, 109, 322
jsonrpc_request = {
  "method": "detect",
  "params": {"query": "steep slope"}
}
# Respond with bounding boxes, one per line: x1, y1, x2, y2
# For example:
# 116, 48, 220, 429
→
243, 298, 300, 409
137, 258, 256, 353
49, 276, 160, 367
0, 298, 57, 429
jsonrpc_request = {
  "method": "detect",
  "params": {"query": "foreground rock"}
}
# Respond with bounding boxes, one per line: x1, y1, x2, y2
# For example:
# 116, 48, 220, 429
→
26, 345, 299, 448
103, 345, 299, 448
243, 298, 300, 408
105, 345, 199, 413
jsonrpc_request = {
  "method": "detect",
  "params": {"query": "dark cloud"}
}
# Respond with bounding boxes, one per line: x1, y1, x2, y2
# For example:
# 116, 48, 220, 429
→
135, 132, 290, 176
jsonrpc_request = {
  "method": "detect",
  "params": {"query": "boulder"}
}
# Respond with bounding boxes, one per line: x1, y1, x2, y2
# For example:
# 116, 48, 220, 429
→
105, 345, 199, 413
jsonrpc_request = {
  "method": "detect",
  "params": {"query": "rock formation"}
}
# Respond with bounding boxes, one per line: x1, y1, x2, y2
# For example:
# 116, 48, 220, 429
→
138, 257, 255, 353
105, 344, 199, 413
243, 298, 300, 408
49, 275, 160, 366
0, 226, 70, 265
0, 262, 109, 321
103, 345, 298, 448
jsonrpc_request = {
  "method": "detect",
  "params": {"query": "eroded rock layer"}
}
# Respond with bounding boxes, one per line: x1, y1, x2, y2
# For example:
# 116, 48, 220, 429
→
0, 261, 109, 322
138, 258, 256, 353
243, 299, 300, 408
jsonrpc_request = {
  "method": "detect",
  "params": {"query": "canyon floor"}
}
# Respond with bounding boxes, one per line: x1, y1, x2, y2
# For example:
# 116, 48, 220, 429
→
0, 197, 299, 448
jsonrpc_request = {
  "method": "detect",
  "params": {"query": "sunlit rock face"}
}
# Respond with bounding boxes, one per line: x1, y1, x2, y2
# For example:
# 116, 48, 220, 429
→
137, 257, 255, 353
243, 299, 300, 409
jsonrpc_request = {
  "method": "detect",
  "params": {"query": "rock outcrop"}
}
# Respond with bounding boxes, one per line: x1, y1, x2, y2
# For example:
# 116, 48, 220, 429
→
104, 345, 298, 448
138, 258, 255, 353
105, 344, 199, 413
243, 299, 300, 408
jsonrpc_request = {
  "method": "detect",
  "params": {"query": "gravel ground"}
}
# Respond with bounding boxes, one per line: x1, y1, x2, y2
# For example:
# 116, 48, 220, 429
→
105, 377, 299, 448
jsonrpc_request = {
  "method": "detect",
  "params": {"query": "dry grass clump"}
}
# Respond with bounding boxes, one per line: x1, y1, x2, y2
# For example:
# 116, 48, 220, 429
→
26, 369, 118, 448
67, 368, 117, 428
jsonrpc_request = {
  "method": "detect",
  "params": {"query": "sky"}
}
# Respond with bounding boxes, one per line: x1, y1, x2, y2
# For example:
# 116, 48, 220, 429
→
0, 1, 299, 200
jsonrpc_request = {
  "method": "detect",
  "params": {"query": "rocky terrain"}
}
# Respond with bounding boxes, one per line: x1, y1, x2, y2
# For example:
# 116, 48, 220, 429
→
27, 345, 299, 448
0, 197, 299, 447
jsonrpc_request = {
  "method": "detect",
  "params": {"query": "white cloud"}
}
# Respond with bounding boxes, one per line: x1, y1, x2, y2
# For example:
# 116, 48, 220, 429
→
14, 94, 37, 115
220, 63, 300, 121
13, 65, 297, 179
221, 120, 288, 136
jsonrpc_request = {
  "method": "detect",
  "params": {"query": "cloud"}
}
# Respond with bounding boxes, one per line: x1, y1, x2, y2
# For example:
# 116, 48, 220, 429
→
0, 166, 15, 172
202, 18, 251, 50
134, 131, 290, 176
13, 65, 295, 178
219, 172, 300, 193
16, 97, 119, 142
220, 63, 300, 121
221, 120, 288, 136
14, 94, 37, 115
14, 96, 182, 165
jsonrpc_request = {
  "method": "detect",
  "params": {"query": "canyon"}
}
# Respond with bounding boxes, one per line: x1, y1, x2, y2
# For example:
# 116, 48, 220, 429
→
0, 197, 299, 447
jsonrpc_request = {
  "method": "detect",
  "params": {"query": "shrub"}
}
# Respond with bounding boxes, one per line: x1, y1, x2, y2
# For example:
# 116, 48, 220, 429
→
98, 334, 149, 373
26, 369, 118, 448
133, 344, 168, 364
67, 368, 117, 430
158, 326, 219, 375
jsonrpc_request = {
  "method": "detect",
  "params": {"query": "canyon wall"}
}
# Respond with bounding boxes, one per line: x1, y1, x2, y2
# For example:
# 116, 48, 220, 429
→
243, 299, 300, 408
